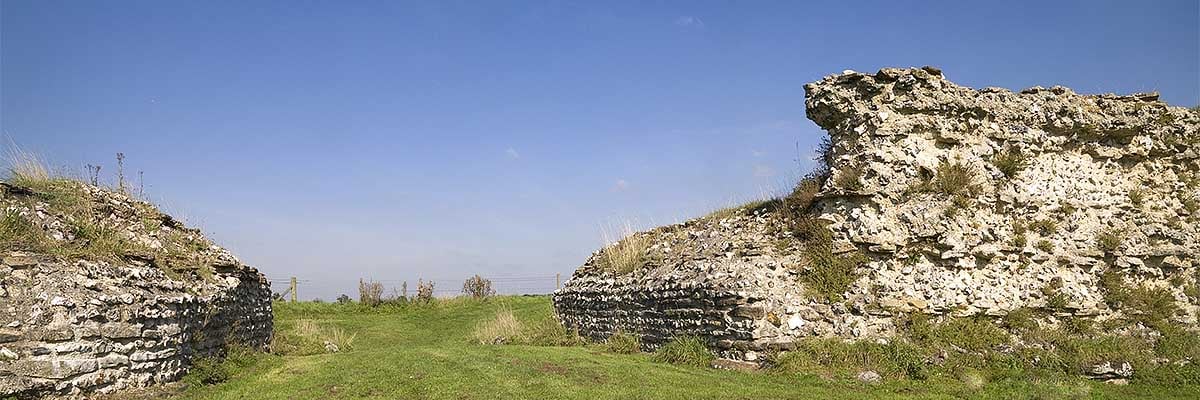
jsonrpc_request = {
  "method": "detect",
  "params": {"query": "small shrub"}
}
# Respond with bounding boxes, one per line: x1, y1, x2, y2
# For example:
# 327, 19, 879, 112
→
1098, 269, 1128, 308
462, 274, 496, 299
1155, 325, 1200, 362
359, 279, 384, 306
992, 148, 1028, 178
1034, 240, 1054, 253
652, 335, 714, 368
1041, 279, 1070, 312
1096, 229, 1123, 253
900, 313, 1009, 354
930, 317, 1010, 353
1011, 233, 1027, 249
1055, 334, 1152, 376
185, 356, 230, 385
1010, 222, 1028, 248
834, 164, 865, 192
1060, 317, 1094, 335
1028, 219, 1057, 236
786, 176, 823, 211
1044, 291, 1070, 312
943, 194, 973, 218
336, 294, 352, 304
1183, 196, 1200, 214
0, 209, 48, 252
1156, 111, 1178, 125
416, 280, 435, 303
792, 220, 866, 302
1098, 270, 1180, 328
932, 160, 977, 196
1057, 201, 1078, 217
603, 332, 642, 354
813, 136, 834, 178
1123, 286, 1180, 328
798, 248, 866, 303
1002, 308, 1039, 333
1128, 189, 1145, 207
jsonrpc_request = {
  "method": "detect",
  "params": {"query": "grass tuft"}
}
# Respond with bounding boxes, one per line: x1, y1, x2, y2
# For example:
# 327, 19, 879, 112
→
1096, 229, 1123, 253
773, 339, 926, 380
4, 145, 51, 185
931, 159, 978, 196
474, 307, 525, 345
473, 306, 584, 347
596, 223, 650, 275
1001, 308, 1039, 333
1034, 239, 1054, 253
1098, 270, 1180, 328
0, 209, 50, 252
271, 319, 357, 355
602, 331, 642, 354
652, 335, 714, 368
834, 164, 865, 192
1128, 189, 1145, 207
991, 148, 1028, 179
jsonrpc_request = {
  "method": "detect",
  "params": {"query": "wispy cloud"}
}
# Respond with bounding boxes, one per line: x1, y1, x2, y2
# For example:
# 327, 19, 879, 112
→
612, 179, 629, 191
505, 147, 520, 159
753, 164, 774, 178
674, 16, 704, 28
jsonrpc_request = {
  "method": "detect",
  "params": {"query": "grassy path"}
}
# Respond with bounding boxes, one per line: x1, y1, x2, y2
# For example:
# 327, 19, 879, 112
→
175, 297, 1197, 400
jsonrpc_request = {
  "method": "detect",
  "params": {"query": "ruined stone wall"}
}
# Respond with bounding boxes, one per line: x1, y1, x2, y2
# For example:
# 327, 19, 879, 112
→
0, 253, 273, 398
807, 67, 1199, 318
553, 212, 903, 358
553, 268, 757, 354
554, 67, 1200, 359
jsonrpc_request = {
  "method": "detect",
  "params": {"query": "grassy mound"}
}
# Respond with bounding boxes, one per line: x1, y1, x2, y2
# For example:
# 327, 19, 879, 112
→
1, 152, 227, 280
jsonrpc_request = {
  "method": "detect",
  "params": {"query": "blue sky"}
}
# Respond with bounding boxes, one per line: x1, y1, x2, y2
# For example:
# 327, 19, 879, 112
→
2, 1, 1197, 300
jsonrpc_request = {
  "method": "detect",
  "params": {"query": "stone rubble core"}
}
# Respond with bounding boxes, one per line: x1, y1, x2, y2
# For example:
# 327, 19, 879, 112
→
0, 183, 273, 398
553, 67, 1200, 360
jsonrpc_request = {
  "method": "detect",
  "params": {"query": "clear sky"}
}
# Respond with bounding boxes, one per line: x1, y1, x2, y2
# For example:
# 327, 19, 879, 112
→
2, 1, 1197, 300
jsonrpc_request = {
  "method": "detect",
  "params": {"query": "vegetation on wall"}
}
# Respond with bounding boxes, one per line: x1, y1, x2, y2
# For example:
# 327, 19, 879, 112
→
2, 149, 219, 280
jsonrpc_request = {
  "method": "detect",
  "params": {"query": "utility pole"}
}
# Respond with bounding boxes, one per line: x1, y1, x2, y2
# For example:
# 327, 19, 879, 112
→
290, 277, 297, 303
402, 281, 408, 299
556, 273, 561, 290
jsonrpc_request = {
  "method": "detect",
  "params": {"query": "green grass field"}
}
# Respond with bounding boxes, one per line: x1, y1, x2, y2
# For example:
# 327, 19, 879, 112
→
174, 297, 1198, 400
